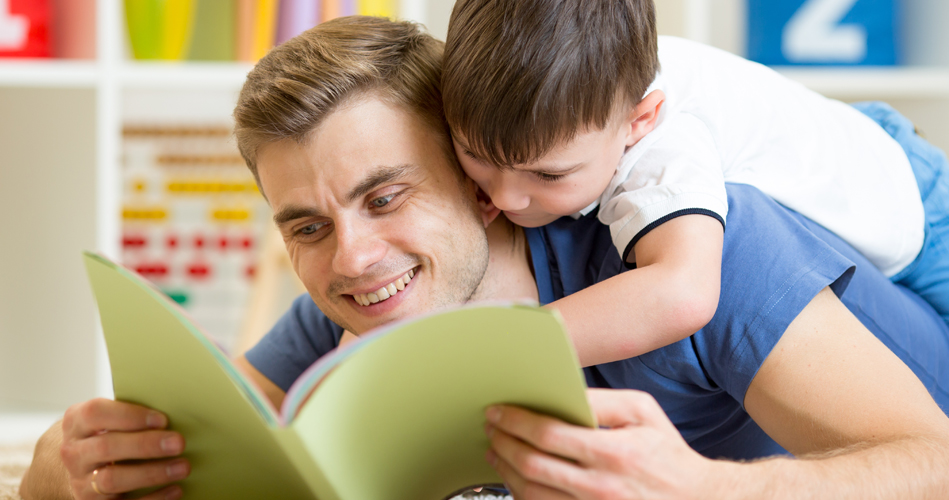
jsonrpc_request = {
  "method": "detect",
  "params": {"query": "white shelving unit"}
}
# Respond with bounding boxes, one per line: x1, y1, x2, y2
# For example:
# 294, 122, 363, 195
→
0, 0, 432, 424
655, 0, 949, 151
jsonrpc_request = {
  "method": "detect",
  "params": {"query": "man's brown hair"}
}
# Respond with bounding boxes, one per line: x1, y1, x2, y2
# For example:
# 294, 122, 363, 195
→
443, 0, 659, 166
234, 16, 451, 187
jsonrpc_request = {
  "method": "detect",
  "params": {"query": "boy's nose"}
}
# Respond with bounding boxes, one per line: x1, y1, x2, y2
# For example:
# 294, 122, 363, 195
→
490, 176, 531, 212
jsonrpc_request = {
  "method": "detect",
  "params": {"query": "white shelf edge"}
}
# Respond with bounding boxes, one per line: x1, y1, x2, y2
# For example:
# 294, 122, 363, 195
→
119, 62, 254, 90
777, 66, 949, 100
0, 60, 98, 88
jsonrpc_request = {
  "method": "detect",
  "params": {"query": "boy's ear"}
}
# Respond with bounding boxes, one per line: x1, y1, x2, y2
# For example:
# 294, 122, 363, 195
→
623, 89, 665, 147
474, 182, 501, 227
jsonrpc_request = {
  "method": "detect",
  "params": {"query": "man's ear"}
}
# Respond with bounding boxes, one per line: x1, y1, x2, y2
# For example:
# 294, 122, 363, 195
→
623, 89, 665, 147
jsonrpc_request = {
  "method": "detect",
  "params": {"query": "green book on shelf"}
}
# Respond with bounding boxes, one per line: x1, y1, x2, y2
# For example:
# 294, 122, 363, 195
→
83, 251, 595, 500
187, 0, 235, 61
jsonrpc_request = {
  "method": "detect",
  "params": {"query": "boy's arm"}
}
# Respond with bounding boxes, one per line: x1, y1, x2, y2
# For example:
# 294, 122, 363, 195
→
547, 213, 723, 367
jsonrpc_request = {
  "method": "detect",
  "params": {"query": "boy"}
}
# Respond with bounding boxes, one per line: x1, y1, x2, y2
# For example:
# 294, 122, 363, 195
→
442, 0, 949, 366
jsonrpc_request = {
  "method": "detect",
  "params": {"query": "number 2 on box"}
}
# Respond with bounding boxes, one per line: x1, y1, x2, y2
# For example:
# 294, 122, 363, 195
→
0, 0, 29, 50
783, 0, 865, 63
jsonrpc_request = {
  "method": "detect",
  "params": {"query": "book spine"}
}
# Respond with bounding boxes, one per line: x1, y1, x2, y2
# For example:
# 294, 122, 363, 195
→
187, 0, 235, 61
356, 0, 395, 18
124, 0, 162, 59
275, 0, 320, 46
251, 0, 279, 61
235, 0, 255, 61
159, 0, 195, 60
52, 0, 95, 59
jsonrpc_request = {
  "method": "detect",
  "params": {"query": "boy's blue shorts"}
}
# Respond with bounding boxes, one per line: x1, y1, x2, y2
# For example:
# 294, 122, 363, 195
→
854, 102, 949, 323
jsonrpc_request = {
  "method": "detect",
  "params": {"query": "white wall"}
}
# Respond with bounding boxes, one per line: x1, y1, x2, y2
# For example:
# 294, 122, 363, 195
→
0, 88, 99, 412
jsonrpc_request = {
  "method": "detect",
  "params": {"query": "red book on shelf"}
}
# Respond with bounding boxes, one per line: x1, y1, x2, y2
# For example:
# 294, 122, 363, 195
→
52, 0, 95, 59
0, 0, 51, 58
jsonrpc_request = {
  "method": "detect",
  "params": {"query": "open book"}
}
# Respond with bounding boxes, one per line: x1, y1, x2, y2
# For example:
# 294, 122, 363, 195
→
83, 252, 595, 499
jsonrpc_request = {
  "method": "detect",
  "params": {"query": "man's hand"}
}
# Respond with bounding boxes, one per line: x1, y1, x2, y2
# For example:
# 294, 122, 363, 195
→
483, 388, 717, 499
57, 398, 190, 499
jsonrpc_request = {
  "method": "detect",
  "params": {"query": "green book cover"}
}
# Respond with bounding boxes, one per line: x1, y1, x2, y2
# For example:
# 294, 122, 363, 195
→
83, 251, 595, 499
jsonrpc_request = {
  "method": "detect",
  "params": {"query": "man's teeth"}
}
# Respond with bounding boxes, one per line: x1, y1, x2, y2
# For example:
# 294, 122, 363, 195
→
354, 269, 415, 306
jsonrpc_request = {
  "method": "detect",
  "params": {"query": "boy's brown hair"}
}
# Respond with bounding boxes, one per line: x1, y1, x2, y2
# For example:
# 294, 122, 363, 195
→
443, 0, 659, 166
234, 16, 452, 187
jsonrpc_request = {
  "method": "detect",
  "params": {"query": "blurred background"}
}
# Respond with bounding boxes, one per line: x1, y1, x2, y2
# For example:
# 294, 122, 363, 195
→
1, 0, 947, 437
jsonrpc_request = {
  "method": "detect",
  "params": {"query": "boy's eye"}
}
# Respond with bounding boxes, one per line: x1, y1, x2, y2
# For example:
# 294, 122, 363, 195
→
535, 171, 566, 183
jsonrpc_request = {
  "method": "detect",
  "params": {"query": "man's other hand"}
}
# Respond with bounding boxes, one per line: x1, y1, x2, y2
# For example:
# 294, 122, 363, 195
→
483, 388, 718, 499
59, 398, 190, 499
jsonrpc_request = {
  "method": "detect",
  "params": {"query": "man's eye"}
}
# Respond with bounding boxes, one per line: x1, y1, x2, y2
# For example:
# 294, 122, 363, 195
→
299, 222, 325, 235
370, 194, 395, 208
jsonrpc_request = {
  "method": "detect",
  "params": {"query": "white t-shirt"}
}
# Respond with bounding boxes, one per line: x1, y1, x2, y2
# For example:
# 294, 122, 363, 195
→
591, 37, 924, 277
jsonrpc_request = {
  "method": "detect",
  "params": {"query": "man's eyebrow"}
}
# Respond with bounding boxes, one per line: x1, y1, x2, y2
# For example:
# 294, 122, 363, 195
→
273, 205, 324, 226
346, 164, 417, 204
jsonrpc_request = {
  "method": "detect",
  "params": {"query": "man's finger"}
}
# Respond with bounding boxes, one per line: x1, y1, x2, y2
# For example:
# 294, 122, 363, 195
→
587, 389, 677, 433
136, 485, 183, 500
89, 459, 190, 497
69, 430, 184, 469
487, 422, 593, 496
486, 405, 599, 464
63, 399, 168, 439
489, 449, 574, 500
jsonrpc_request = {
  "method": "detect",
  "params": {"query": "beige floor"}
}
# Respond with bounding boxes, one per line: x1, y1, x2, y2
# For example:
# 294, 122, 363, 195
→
0, 442, 30, 500
1, 438, 512, 500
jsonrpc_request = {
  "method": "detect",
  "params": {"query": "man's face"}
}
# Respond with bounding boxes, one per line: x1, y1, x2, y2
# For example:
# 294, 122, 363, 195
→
256, 96, 490, 334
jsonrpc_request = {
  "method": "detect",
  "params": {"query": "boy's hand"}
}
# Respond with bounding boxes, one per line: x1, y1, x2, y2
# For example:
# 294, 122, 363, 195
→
60, 398, 189, 499
476, 186, 502, 226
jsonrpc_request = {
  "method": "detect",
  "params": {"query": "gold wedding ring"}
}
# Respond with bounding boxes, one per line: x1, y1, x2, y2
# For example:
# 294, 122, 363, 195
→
91, 468, 105, 495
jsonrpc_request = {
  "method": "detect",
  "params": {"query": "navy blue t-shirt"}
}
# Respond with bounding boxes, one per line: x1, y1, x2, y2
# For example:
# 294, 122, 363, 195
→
247, 183, 949, 460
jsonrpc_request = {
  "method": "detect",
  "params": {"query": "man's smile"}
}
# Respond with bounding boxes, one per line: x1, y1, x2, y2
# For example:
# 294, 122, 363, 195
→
351, 267, 417, 306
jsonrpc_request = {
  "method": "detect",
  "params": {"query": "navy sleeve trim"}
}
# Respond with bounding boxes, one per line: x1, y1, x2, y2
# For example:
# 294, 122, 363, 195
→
622, 208, 725, 268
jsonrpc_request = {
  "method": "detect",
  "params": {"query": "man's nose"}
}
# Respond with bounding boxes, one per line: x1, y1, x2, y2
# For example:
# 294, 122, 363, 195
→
489, 173, 531, 212
331, 220, 386, 278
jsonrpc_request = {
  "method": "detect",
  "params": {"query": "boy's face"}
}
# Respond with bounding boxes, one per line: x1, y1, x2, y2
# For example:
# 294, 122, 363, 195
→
452, 91, 663, 228
452, 120, 635, 227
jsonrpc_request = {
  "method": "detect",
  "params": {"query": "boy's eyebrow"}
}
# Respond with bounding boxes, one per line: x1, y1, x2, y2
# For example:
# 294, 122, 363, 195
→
451, 132, 582, 173
516, 161, 585, 174
272, 164, 417, 226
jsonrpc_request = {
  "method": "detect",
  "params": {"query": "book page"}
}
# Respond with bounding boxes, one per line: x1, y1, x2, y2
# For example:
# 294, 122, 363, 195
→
290, 304, 594, 500
83, 252, 315, 498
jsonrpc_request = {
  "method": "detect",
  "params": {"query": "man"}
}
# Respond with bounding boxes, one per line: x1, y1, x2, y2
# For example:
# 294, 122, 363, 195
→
20, 17, 949, 500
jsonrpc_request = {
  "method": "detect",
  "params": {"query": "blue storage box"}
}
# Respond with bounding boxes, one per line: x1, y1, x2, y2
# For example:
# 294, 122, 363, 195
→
747, 0, 899, 66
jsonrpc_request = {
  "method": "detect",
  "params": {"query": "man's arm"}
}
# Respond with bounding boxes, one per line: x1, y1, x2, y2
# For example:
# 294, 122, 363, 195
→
483, 288, 949, 499
736, 287, 949, 497
234, 355, 288, 410
548, 214, 723, 367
